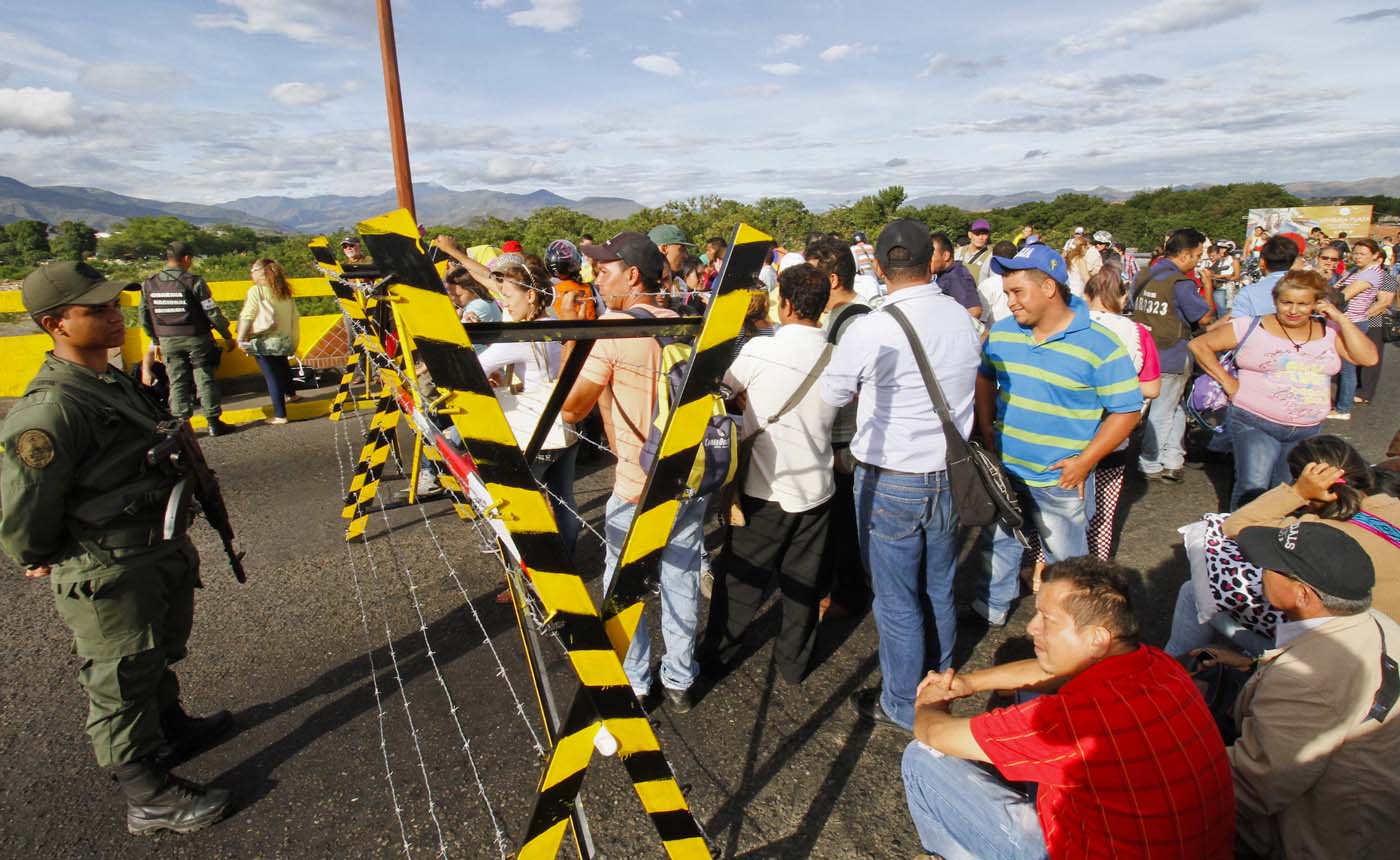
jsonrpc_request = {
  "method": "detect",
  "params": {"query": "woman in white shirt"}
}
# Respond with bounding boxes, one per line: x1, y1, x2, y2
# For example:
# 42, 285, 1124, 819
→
476, 259, 580, 555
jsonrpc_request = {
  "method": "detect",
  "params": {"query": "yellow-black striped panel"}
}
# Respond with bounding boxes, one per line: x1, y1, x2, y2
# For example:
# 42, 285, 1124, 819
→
365, 211, 713, 858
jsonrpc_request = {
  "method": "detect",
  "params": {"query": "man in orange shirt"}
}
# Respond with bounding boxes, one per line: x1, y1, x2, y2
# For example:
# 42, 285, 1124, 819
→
560, 232, 704, 713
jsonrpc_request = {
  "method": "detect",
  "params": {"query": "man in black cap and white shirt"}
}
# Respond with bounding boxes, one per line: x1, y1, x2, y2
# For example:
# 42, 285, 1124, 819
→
1194, 522, 1400, 860
821, 218, 983, 733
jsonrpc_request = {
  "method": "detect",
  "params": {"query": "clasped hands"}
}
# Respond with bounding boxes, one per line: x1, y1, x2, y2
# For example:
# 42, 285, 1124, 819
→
915, 668, 974, 709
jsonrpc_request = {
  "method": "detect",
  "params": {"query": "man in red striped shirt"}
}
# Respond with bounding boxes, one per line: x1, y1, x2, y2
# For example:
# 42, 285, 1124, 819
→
901, 557, 1234, 859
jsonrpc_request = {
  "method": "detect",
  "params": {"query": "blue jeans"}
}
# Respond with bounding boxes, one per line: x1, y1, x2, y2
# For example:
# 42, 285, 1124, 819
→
982, 477, 1095, 623
602, 493, 706, 694
1164, 581, 1274, 658
1226, 406, 1320, 510
1336, 358, 1358, 414
1139, 369, 1189, 474
902, 743, 1048, 860
531, 444, 580, 558
854, 466, 960, 730
253, 355, 294, 418
1213, 288, 1230, 317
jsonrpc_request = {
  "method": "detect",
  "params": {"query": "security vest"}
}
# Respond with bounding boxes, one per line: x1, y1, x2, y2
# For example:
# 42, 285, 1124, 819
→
1130, 264, 1191, 351
142, 268, 210, 337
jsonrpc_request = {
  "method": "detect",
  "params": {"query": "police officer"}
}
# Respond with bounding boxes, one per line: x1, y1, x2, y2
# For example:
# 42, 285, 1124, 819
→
1, 261, 234, 834
140, 241, 236, 436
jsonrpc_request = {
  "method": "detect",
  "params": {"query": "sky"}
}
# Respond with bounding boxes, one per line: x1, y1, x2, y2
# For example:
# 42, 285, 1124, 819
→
1, 0, 1399, 209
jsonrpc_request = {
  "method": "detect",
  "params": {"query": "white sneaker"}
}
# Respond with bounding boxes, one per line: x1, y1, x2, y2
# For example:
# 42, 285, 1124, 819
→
415, 473, 442, 495
700, 554, 715, 599
265, 416, 289, 426
1327, 411, 1351, 421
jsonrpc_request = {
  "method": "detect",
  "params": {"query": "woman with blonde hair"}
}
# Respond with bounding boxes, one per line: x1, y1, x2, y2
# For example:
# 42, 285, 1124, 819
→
237, 258, 301, 425
1063, 234, 1102, 298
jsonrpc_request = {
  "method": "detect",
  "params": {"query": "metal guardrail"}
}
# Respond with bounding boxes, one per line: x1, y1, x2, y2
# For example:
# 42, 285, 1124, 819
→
0, 276, 345, 398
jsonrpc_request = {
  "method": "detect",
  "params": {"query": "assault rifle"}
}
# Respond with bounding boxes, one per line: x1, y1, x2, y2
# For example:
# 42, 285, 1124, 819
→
149, 419, 247, 583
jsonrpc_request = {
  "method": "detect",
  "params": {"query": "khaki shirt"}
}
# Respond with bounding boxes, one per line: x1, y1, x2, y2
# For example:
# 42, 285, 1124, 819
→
0, 354, 176, 583
1231, 611, 1400, 860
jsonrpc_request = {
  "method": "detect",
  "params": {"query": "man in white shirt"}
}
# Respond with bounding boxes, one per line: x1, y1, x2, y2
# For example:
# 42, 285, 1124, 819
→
702, 264, 839, 684
821, 218, 984, 732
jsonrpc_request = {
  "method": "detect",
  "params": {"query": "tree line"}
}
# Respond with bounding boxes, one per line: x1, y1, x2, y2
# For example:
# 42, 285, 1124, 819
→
4, 183, 1395, 284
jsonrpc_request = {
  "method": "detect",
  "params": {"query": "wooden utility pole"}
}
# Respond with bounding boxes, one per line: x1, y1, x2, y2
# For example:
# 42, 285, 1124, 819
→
376, 0, 415, 219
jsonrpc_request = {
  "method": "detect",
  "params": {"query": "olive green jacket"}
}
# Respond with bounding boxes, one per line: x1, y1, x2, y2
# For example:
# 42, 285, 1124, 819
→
0, 354, 179, 583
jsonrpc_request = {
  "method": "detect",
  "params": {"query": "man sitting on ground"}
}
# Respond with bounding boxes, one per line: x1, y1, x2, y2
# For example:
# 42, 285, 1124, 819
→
902, 557, 1234, 860
1197, 523, 1400, 860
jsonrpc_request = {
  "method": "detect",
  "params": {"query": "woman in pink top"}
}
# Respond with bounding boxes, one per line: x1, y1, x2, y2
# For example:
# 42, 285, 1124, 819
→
1334, 238, 1397, 411
1190, 270, 1378, 509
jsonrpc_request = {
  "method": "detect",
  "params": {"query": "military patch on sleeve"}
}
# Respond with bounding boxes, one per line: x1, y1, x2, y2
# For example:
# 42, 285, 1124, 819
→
16, 429, 56, 469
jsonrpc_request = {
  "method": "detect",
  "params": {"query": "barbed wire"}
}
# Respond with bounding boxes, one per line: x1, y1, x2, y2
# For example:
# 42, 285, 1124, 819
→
330, 415, 418, 859
342, 401, 516, 860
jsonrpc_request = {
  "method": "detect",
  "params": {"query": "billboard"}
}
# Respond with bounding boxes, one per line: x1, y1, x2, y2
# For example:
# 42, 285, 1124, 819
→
1246, 205, 1374, 243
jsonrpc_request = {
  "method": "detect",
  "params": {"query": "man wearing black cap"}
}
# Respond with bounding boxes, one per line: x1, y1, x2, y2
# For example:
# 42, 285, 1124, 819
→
820, 218, 983, 732
1198, 523, 1400, 859
1, 262, 234, 835
139, 242, 236, 436
559, 232, 705, 713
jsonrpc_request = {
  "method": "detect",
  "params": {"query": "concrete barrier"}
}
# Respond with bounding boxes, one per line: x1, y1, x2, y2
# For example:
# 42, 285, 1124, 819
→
0, 276, 346, 398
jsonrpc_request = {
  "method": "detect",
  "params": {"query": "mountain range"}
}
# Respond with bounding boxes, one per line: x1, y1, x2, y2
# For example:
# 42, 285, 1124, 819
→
1, 174, 1396, 234
0, 176, 644, 233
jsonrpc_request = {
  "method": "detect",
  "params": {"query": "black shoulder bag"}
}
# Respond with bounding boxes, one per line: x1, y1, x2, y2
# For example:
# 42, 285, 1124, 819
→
885, 305, 1024, 534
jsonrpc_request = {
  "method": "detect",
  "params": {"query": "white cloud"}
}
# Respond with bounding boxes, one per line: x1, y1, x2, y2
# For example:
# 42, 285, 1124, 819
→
760, 62, 802, 76
268, 82, 337, 106
769, 33, 808, 54
918, 53, 1001, 78
0, 87, 79, 135
79, 63, 181, 93
737, 83, 784, 97
1055, 0, 1263, 55
505, 0, 582, 32
664, 9, 683, 21
193, 0, 360, 44
819, 43, 871, 62
0, 31, 79, 80
634, 54, 684, 76
483, 157, 559, 182
478, 0, 507, 8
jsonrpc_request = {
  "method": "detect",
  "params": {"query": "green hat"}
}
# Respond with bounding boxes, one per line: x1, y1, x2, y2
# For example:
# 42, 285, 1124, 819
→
21, 261, 135, 317
647, 224, 693, 247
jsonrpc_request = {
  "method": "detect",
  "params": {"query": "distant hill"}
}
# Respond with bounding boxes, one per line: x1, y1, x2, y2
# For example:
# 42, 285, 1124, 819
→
220, 183, 644, 233
0, 175, 288, 231
0, 175, 645, 234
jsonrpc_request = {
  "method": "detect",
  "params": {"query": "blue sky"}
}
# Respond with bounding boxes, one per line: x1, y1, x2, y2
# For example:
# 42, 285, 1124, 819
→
1, 0, 1398, 208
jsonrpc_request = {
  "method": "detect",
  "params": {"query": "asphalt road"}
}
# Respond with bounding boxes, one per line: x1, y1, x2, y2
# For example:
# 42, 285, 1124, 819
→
1, 372, 1396, 860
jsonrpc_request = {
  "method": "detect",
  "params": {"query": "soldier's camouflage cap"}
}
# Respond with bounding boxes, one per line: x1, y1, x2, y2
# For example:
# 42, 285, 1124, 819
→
22, 261, 137, 317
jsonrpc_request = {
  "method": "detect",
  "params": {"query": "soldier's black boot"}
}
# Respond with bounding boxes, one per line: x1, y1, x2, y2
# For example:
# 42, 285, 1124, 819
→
113, 758, 231, 835
158, 701, 234, 764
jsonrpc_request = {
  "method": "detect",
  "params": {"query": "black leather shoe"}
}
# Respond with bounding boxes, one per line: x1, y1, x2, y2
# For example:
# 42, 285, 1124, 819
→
114, 759, 231, 836
663, 686, 695, 715
850, 687, 910, 734
158, 703, 233, 765
206, 419, 236, 437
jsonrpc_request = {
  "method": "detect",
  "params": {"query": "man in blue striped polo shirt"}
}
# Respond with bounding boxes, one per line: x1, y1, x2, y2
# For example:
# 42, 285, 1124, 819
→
974, 244, 1143, 624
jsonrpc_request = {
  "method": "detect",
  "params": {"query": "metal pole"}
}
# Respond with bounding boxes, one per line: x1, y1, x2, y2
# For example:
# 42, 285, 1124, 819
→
376, 0, 415, 219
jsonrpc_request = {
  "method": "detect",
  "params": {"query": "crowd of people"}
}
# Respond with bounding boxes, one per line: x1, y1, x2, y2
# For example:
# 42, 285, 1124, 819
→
4, 209, 1399, 855
391, 217, 1399, 859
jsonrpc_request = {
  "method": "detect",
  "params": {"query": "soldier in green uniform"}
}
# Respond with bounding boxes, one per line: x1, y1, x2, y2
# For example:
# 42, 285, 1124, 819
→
0, 261, 234, 834
139, 241, 237, 437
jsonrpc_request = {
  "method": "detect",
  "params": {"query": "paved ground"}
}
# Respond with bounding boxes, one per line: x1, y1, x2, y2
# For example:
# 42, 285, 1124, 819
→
0, 367, 1396, 860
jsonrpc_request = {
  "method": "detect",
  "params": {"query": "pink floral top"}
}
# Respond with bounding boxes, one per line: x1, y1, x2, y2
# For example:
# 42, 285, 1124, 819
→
1232, 316, 1341, 427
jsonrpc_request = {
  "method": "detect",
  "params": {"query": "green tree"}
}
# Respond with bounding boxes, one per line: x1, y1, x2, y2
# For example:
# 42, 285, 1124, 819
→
99, 215, 200, 260
848, 186, 907, 237
5, 219, 51, 264
749, 197, 814, 247
51, 220, 98, 261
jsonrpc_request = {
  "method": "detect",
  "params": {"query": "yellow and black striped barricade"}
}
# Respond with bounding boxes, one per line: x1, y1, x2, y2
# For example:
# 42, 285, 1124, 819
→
309, 237, 384, 423
517, 224, 771, 854
356, 209, 756, 860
